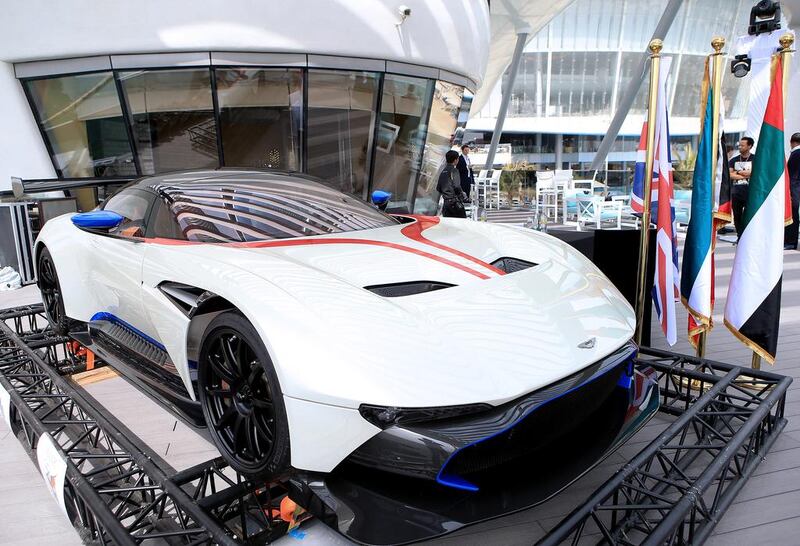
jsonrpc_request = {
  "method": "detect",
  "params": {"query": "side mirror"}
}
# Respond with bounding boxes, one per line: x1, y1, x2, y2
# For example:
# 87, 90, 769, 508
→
371, 190, 391, 211
71, 210, 124, 231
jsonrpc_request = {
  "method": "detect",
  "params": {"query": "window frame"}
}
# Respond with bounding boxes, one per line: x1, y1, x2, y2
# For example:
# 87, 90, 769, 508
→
18, 60, 473, 213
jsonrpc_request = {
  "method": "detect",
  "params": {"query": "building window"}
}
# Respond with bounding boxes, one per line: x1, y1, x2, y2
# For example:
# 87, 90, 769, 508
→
306, 69, 380, 196
414, 81, 464, 215
371, 74, 433, 211
25, 72, 137, 178
118, 68, 219, 174
215, 68, 303, 170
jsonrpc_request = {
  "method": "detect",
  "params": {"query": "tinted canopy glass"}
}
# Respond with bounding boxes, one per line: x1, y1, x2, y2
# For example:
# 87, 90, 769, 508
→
149, 173, 399, 242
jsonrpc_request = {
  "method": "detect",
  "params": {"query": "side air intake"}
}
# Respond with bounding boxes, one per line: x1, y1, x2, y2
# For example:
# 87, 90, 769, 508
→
365, 281, 455, 297
491, 257, 538, 274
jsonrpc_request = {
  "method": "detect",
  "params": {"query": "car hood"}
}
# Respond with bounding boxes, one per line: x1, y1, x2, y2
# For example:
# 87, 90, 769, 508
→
207, 218, 636, 408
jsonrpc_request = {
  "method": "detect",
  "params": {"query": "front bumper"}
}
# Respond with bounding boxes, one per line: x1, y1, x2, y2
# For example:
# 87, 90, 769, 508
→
290, 344, 659, 545
349, 341, 639, 491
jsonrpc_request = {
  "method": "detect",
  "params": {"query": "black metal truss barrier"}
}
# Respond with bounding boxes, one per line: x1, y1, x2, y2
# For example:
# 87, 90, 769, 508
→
539, 347, 792, 546
0, 305, 290, 545
0, 304, 792, 546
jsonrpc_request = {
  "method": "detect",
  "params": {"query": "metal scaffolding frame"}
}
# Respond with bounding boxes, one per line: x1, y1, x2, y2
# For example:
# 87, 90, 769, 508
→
0, 304, 791, 545
539, 347, 791, 545
0, 305, 289, 545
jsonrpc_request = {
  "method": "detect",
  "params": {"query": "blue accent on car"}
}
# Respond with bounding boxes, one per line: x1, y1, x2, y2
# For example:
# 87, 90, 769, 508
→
371, 190, 392, 205
617, 358, 635, 389
188, 360, 198, 370
436, 353, 637, 492
71, 210, 124, 229
437, 474, 479, 492
90, 312, 166, 351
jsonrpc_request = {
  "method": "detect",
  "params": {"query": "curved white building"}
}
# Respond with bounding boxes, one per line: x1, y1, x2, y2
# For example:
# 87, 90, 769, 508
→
0, 0, 491, 214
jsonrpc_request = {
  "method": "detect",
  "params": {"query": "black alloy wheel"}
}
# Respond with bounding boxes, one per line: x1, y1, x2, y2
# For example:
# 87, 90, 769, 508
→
198, 312, 290, 478
37, 247, 70, 335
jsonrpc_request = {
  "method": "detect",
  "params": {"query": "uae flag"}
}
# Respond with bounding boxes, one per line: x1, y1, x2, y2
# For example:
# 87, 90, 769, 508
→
724, 55, 791, 363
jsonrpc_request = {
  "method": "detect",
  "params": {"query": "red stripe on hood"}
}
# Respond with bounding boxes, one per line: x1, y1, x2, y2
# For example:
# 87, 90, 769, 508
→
397, 215, 506, 276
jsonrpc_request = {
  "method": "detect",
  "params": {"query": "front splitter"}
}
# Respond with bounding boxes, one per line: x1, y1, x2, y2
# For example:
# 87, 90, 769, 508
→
288, 368, 660, 546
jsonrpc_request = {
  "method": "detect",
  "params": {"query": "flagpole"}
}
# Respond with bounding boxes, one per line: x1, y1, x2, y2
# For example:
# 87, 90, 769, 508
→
780, 33, 794, 112
634, 39, 662, 347
695, 37, 726, 360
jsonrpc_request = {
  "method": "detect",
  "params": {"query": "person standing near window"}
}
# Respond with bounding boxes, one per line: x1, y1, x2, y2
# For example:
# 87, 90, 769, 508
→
437, 150, 467, 218
785, 132, 800, 250
729, 136, 756, 241
457, 144, 475, 196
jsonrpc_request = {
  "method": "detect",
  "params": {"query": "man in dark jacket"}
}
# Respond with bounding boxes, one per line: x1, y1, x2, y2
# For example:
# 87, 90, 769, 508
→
785, 132, 800, 249
456, 144, 475, 195
437, 150, 467, 218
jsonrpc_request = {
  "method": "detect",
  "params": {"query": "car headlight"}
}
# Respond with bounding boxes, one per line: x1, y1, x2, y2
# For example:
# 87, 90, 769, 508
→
359, 402, 493, 429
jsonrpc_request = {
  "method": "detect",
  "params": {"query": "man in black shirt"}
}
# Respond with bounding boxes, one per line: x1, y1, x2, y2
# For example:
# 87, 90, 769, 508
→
728, 136, 756, 241
437, 150, 467, 218
785, 132, 800, 249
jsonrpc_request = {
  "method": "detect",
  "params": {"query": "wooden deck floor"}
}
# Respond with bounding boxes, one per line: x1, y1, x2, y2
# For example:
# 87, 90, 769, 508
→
1, 235, 798, 544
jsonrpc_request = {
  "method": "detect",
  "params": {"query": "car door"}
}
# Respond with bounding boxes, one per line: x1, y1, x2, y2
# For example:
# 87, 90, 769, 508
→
87, 188, 154, 337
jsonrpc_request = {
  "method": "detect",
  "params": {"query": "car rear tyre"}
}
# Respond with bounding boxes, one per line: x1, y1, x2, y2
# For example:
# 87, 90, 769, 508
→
198, 311, 290, 478
37, 247, 71, 335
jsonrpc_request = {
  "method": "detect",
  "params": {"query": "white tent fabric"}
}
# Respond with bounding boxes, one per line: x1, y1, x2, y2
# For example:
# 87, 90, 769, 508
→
470, 0, 575, 114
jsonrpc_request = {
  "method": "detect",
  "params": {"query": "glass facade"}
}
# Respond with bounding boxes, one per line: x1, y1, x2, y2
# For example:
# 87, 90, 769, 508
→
372, 74, 433, 210
119, 69, 219, 174
306, 70, 380, 197
23, 64, 467, 212
215, 68, 303, 171
499, 0, 756, 121
414, 81, 464, 215
25, 72, 136, 178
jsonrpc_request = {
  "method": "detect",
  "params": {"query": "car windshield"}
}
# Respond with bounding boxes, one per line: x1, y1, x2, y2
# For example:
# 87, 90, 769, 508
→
150, 172, 400, 243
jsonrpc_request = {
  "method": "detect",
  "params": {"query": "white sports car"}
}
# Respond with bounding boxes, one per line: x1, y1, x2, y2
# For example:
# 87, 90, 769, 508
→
35, 169, 657, 541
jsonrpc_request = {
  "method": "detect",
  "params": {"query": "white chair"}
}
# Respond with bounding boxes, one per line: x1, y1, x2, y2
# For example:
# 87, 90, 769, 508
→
536, 171, 558, 222
475, 169, 501, 210
562, 188, 591, 223
554, 169, 573, 192
576, 195, 622, 230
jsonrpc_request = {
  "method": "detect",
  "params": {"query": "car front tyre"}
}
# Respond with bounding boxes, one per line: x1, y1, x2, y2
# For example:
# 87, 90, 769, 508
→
198, 311, 291, 478
37, 246, 71, 336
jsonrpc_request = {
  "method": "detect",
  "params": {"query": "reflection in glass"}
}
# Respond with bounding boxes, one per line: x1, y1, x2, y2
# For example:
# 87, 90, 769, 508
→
119, 69, 218, 174
507, 52, 547, 117
306, 70, 380, 196
549, 52, 616, 117
26, 72, 136, 178
414, 81, 464, 215
670, 55, 706, 118
215, 69, 303, 170
371, 74, 433, 211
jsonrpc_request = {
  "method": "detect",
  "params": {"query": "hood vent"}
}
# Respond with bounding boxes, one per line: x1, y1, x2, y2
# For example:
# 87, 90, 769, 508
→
366, 281, 455, 298
491, 257, 538, 274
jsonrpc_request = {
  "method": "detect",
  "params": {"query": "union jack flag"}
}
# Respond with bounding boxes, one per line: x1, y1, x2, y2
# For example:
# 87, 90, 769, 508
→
650, 57, 679, 346
631, 122, 658, 214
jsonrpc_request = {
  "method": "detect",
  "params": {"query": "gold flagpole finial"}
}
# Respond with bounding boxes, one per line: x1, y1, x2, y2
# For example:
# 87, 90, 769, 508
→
711, 36, 726, 54
649, 39, 663, 56
779, 33, 794, 52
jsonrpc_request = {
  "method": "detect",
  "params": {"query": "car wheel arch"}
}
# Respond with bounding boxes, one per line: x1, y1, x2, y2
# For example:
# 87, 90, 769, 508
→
157, 282, 238, 365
